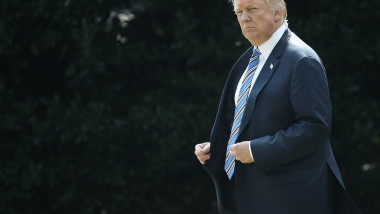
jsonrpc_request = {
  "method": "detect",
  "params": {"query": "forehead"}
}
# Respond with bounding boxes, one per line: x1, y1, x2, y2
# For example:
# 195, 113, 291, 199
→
234, 0, 267, 9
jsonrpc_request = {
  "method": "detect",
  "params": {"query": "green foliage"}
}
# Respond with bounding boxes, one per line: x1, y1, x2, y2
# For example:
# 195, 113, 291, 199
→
1, 0, 379, 213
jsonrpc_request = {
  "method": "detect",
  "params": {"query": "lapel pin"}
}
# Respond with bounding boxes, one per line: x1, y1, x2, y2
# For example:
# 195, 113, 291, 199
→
270, 63, 273, 70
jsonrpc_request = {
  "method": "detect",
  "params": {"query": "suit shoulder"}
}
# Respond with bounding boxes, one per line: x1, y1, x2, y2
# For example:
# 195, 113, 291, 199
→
285, 32, 321, 62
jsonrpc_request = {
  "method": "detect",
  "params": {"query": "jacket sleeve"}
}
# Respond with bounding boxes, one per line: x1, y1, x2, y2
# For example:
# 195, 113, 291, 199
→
250, 56, 332, 171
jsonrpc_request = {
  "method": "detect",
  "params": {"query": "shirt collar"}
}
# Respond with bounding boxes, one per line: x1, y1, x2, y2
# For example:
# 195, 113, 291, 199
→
256, 24, 287, 58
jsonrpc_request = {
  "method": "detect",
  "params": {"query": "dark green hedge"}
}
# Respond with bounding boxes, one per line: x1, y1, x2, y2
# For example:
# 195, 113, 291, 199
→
1, 0, 379, 213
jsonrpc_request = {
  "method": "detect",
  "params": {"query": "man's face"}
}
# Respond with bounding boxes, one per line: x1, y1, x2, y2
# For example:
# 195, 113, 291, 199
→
234, 0, 280, 46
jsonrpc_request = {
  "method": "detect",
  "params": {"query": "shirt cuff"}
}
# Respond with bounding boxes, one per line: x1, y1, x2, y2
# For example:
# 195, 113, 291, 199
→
248, 141, 254, 162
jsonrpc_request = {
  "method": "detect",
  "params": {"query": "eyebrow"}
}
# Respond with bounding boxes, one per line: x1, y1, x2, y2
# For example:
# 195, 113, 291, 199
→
234, 3, 259, 11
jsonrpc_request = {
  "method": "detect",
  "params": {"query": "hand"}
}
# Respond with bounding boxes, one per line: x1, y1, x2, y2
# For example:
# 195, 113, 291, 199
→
194, 142, 211, 165
229, 141, 254, 164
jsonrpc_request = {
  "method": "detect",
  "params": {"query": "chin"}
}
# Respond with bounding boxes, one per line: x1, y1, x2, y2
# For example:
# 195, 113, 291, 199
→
245, 36, 258, 45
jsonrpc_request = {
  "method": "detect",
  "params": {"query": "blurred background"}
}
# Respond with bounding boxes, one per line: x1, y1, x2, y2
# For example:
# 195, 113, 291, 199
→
1, 0, 379, 213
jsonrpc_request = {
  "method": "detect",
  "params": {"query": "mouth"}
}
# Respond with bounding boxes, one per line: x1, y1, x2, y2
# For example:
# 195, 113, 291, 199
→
244, 27, 255, 31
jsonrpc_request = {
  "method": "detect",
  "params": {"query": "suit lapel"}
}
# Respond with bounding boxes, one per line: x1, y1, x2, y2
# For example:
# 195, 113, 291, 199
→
238, 29, 292, 138
210, 47, 252, 144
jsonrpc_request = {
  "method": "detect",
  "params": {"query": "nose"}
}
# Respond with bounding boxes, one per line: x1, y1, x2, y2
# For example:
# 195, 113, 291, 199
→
241, 10, 251, 22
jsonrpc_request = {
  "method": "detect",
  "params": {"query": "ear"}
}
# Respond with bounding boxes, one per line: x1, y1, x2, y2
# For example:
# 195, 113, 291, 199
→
274, 10, 282, 22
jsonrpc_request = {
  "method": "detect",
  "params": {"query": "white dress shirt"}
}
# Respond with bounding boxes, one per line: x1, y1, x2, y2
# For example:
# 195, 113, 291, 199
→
234, 24, 287, 160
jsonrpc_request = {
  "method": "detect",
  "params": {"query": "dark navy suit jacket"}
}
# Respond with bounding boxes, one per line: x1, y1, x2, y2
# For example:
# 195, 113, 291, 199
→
204, 29, 361, 214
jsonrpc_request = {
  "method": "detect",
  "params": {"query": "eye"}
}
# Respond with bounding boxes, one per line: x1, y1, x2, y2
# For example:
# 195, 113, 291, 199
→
235, 10, 243, 15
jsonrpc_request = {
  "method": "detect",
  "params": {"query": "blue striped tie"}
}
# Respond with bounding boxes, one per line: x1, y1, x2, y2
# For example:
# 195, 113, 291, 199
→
224, 47, 261, 180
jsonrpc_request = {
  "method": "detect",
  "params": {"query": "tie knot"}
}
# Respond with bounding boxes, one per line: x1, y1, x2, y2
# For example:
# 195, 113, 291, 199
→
254, 47, 261, 56
249, 48, 260, 63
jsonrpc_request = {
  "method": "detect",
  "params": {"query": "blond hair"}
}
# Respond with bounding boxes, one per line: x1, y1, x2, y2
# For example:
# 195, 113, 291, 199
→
229, 0, 288, 25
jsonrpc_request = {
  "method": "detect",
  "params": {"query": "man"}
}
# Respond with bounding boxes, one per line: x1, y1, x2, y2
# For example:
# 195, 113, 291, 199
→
194, 0, 361, 213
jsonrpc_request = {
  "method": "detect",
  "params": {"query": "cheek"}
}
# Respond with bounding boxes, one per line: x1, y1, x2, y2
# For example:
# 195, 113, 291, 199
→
239, 22, 244, 31
265, 16, 276, 28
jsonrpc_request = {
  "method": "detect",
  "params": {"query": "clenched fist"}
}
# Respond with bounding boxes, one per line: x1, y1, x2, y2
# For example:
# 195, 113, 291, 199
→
194, 142, 211, 164
229, 141, 254, 163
